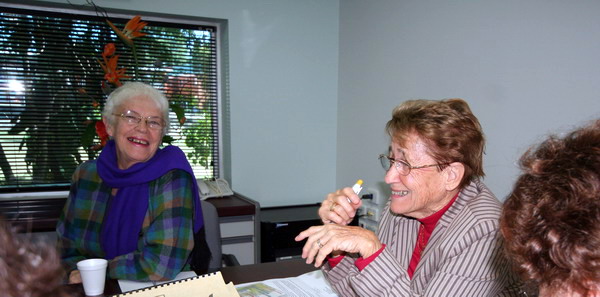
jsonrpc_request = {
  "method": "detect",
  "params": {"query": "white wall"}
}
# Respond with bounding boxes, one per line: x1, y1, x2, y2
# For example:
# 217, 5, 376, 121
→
36, 0, 340, 207
337, 0, 600, 204
27, 0, 600, 208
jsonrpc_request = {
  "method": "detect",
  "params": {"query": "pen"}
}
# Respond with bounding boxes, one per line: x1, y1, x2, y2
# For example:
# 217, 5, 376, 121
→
347, 179, 363, 203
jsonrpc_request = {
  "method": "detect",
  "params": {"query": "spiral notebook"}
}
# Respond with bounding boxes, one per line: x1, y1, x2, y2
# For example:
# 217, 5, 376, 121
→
113, 271, 240, 297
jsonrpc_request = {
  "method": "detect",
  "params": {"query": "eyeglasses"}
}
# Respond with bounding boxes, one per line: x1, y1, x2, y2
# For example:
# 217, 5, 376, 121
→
378, 154, 449, 176
112, 110, 165, 130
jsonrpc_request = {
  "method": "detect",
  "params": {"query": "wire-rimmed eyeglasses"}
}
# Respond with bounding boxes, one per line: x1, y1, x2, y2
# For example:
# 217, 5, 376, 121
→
112, 110, 165, 130
378, 154, 449, 176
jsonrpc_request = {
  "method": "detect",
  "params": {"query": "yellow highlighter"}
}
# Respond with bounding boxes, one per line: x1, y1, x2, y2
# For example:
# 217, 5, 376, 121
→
347, 179, 363, 203
352, 179, 363, 195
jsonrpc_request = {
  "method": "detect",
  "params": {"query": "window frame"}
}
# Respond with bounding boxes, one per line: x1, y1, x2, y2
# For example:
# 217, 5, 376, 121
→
0, 0, 228, 203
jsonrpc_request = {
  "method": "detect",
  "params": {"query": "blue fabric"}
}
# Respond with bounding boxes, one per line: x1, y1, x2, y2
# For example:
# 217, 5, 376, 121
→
97, 140, 203, 259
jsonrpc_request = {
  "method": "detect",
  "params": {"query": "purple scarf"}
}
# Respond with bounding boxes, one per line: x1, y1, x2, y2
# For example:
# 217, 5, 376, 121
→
97, 140, 203, 259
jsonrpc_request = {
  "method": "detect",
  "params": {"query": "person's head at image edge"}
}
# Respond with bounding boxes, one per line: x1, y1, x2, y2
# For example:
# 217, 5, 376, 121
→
102, 81, 170, 169
383, 98, 484, 218
0, 220, 73, 297
500, 119, 600, 297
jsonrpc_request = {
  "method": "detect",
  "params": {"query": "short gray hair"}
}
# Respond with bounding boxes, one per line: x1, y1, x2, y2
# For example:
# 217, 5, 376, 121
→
102, 82, 170, 134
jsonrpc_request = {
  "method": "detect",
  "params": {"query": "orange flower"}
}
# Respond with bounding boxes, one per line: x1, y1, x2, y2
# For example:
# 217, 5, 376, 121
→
102, 43, 116, 57
179, 116, 186, 125
98, 55, 129, 86
95, 120, 109, 147
106, 15, 147, 47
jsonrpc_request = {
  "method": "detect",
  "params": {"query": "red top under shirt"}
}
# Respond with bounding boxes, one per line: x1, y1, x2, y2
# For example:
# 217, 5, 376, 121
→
328, 192, 459, 276
407, 192, 459, 278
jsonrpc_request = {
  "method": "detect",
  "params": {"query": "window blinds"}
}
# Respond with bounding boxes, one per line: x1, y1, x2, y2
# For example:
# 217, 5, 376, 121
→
0, 5, 220, 192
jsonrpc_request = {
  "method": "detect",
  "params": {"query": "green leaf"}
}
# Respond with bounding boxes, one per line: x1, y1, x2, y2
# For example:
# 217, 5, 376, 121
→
169, 103, 186, 125
162, 135, 174, 145
81, 121, 97, 147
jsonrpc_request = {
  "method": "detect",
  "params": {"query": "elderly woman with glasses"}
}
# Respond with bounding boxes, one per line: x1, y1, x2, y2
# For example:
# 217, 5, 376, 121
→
57, 82, 210, 283
296, 99, 520, 296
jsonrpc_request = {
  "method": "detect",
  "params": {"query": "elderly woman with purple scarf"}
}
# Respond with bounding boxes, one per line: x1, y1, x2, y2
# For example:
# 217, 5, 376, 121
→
57, 82, 210, 283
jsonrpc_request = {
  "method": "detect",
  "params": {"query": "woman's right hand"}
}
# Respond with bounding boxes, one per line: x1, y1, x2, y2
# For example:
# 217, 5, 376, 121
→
69, 269, 82, 284
319, 187, 363, 225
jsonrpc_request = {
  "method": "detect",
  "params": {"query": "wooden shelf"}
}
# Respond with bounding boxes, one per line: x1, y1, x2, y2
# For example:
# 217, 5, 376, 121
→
205, 194, 256, 217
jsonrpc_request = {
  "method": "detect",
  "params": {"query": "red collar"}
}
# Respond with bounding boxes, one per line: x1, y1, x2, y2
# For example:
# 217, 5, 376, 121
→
417, 191, 459, 232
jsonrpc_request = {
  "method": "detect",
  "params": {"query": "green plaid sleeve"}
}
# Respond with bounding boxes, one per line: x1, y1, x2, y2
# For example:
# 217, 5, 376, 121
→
56, 161, 108, 272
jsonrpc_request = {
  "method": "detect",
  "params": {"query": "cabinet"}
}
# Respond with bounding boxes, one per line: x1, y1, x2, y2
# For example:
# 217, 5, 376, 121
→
205, 193, 260, 265
260, 204, 321, 262
261, 204, 358, 263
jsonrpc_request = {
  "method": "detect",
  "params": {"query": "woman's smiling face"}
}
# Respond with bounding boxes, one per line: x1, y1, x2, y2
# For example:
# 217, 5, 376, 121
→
104, 95, 164, 169
384, 133, 456, 219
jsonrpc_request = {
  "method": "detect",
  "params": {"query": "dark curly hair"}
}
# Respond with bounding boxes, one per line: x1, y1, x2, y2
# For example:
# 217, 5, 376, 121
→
0, 220, 73, 297
500, 119, 600, 297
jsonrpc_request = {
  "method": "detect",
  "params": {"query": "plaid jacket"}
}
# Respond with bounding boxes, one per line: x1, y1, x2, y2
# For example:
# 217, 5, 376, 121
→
56, 160, 195, 281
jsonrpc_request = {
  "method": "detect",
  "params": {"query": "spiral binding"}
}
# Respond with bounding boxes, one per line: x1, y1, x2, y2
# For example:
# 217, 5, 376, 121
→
116, 271, 220, 296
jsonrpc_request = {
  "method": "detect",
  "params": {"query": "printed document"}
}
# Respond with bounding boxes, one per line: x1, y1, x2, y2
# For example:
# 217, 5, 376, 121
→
235, 270, 339, 297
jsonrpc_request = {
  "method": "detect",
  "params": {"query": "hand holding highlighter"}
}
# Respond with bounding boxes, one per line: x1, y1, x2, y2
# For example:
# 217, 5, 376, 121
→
347, 179, 363, 203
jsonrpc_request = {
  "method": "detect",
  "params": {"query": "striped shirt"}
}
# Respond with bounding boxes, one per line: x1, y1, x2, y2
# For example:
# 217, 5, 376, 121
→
56, 160, 195, 281
323, 180, 521, 296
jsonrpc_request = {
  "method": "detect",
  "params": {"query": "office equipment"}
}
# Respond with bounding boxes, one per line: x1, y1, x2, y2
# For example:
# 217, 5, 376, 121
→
261, 205, 321, 262
197, 178, 234, 199
261, 204, 358, 263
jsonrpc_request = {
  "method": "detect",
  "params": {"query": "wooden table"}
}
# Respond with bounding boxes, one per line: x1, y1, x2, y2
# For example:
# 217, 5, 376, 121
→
221, 258, 317, 284
69, 259, 318, 296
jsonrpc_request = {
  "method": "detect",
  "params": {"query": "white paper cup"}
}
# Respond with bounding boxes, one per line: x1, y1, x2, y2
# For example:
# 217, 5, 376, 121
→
77, 258, 108, 296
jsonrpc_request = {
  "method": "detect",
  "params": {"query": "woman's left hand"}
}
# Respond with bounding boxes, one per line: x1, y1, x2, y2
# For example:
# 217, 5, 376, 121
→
294, 224, 382, 267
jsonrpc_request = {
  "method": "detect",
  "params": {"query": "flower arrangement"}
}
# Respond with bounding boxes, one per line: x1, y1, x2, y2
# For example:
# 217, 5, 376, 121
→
79, 15, 186, 152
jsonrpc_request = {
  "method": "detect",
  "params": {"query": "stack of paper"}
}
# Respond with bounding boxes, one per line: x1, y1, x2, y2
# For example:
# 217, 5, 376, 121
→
115, 271, 239, 297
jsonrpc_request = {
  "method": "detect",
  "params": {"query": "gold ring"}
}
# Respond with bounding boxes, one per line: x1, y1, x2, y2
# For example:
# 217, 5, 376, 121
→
316, 239, 323, 248
329, 202, 337, 212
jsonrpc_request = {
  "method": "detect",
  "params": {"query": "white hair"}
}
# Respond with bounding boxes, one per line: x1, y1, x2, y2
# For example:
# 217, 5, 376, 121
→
102, 82, 170, 134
